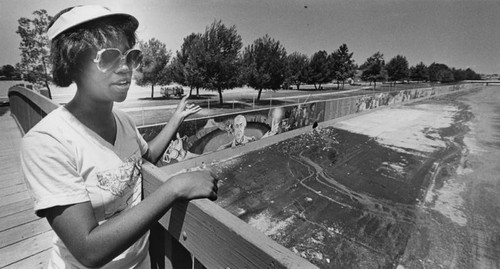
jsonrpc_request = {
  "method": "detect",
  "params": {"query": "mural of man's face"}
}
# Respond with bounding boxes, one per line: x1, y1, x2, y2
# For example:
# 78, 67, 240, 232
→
233, 115, 247, 141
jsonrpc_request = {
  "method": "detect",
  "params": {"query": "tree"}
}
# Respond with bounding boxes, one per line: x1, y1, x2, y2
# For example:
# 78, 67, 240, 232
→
464, 68, 481, 80
330, 44, 356, 89
170, 33, 206, 97
386, 55, 409, 86
409, 62, 429, 82
360, 52, 386, 88
308, 50, 330, 90
437, 69, 454, 83
200, 20, 242, 105
0, 65, 19, 79
135, 38, 172, 99
241, 34, 287, 101
284, 52, 309, 90
451, 68, 466, 82
428, 62, 450, 82
16, 9, 52, 98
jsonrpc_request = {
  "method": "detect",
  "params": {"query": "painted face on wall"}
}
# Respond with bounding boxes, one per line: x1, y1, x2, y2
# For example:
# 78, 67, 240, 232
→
270, 108, 284, 133
233, 115, 247, 142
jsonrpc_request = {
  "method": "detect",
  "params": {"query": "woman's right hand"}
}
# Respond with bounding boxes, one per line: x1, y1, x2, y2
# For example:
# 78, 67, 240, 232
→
166, 168, 218, 201
174, 93, 202, 120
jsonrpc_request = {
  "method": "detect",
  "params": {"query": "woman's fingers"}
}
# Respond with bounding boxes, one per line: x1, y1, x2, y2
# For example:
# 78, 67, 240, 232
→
209, 176, 219, 201
183, 104, 201, 116
181, 92, 191, 103
182, 169, 219, 201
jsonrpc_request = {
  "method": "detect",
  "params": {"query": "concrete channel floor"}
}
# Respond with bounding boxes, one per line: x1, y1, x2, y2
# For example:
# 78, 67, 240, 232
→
397, 86, 500, 268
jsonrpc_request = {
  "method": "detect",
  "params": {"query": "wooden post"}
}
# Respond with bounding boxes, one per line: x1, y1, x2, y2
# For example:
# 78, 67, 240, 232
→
142, 107, 145, 126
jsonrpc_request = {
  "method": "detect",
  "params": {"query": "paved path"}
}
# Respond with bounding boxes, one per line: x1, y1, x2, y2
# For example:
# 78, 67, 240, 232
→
0, 109, 53, 269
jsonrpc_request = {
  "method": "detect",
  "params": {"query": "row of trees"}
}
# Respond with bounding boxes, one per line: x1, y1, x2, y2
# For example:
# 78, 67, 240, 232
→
136, 19, 481, 104
11, 10, 482, 104
360, 53, 481, 87
136, 22, 358, 103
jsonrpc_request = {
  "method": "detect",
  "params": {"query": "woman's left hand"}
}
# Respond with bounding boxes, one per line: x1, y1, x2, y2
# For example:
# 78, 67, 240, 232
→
175, 93, 201, 119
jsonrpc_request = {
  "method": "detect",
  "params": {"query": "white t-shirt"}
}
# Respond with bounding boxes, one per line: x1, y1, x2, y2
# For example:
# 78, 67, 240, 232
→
21, 106, 150, 269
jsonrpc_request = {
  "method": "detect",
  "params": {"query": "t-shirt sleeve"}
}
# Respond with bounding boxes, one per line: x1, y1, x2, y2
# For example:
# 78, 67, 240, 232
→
20, 132, 89, 217
135, 128, 149, 156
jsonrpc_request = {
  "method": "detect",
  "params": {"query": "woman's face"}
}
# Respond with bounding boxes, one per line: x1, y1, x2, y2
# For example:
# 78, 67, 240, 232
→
77, 33, 134, 103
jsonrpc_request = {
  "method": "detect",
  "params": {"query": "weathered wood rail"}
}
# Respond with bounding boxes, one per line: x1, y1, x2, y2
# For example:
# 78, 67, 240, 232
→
6, 86, 316, 268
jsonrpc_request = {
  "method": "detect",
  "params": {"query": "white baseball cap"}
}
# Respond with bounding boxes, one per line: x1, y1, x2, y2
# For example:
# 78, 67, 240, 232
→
47, 5, 138, 40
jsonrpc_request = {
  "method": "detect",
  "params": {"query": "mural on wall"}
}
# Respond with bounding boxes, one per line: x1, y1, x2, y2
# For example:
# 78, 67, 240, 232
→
139, 101, 326, 166
138, 84, 474, 167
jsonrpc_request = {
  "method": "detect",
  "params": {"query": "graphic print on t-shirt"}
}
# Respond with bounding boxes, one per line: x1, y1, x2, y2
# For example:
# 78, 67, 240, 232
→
96, 155, 142, 198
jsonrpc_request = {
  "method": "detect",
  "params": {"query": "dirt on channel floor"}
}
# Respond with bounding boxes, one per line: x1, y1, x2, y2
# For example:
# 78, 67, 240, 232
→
397, 86, 500, 269
212, 86, 500, 268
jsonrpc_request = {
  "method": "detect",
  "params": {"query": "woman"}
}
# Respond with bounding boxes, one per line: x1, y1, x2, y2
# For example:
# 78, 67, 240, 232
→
20, 5, 218, 268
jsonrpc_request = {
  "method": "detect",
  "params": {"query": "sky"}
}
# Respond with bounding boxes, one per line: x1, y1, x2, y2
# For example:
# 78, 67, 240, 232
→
1, 0, 499, 74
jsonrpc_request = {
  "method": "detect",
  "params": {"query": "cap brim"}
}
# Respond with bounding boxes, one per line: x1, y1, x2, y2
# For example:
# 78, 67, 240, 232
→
47, 5, 138, 40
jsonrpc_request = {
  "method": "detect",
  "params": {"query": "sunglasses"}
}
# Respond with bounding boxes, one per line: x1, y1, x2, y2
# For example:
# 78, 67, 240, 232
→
92, 48, 143, 72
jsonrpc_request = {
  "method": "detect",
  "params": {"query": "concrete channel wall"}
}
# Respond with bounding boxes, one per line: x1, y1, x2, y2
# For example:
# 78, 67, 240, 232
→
140, 83, 482, 171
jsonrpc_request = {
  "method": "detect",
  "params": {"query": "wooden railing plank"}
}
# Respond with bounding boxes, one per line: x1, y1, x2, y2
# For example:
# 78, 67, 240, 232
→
0, 184, 27, 197
0, 218, 51, 248
0, 209, 39, 232
3, 249, 51, 269
0, 199, 32, 218
0, 191, 30, 207
0, 176, 23, 187
0, 230, 54, 268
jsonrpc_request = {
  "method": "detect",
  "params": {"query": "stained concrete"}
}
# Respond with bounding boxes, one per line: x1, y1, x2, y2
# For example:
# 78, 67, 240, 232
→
211, 87, 500, 268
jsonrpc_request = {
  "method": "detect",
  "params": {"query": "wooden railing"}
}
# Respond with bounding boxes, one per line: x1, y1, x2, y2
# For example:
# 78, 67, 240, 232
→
7, 85, 316, 269
8, 86, 59, 135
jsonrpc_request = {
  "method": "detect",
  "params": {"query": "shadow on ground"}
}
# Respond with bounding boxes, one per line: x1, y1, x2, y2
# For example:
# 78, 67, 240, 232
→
198, 102, 250, 109
138, 94, 215, 101
238, 99, 292, 107
0, 106, 9, 117
138, 96, 182, 101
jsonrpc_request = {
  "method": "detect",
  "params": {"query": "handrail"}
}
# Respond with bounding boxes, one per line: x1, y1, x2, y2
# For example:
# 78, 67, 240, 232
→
8, 86, 59, 135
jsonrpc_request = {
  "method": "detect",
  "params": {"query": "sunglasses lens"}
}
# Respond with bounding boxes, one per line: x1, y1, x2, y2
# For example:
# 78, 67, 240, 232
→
126, 50, 143, 69
99, 49, 121, 71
